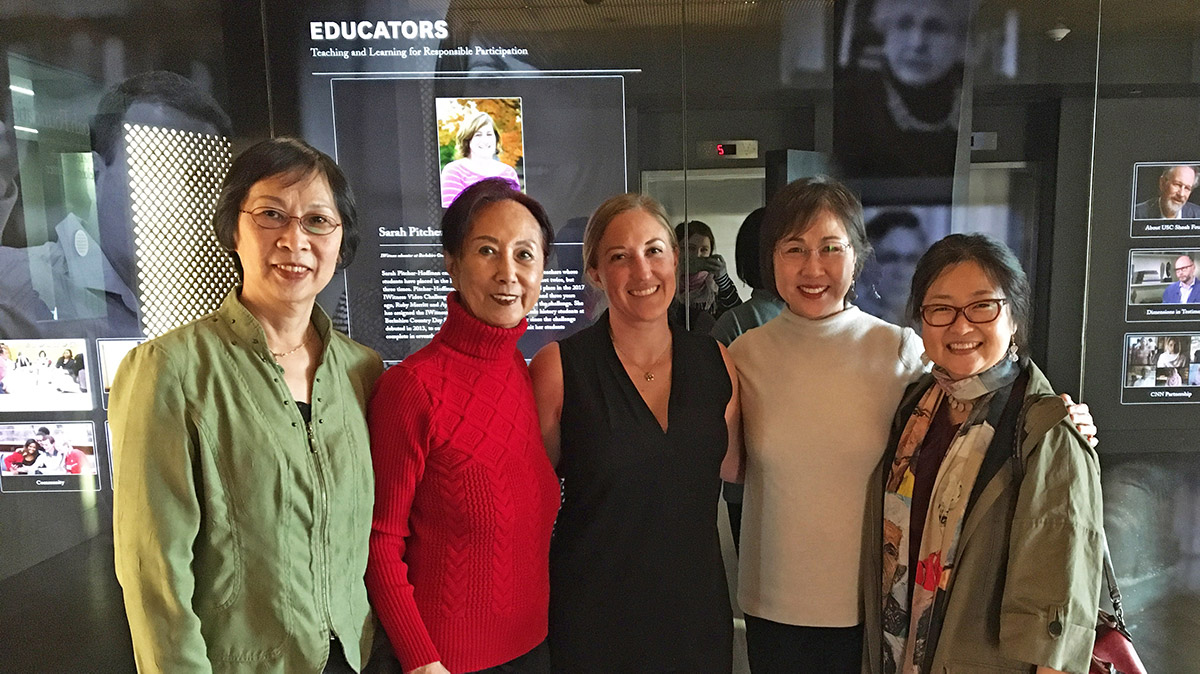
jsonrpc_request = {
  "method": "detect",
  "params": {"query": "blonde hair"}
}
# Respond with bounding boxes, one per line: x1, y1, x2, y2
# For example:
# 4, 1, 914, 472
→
582, 193, 677, 271
455, 111, 501, 160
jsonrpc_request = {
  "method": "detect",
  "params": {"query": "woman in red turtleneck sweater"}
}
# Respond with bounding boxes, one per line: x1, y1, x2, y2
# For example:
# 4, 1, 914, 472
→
367, 179, 561, 674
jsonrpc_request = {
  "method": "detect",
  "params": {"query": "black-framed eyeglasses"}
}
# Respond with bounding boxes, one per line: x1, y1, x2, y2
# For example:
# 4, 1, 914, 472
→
240, 208, 342, 236
920, 298, 1008, 327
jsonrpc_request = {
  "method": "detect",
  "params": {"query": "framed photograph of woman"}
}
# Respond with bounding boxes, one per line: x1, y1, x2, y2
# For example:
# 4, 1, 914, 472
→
436, 97, 525, 208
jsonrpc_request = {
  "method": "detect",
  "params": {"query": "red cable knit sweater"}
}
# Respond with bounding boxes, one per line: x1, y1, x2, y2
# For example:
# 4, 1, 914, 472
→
366, 293, 560, 673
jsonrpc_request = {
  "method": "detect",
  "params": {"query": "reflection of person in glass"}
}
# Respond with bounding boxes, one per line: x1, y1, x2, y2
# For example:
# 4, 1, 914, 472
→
367, 178, 559, 674
674, 220, 742, 330
110, 138, 383, 672
1157, 337, 1186, 368
1134, 165, 1200, 219
834, 0, 969, 177
858, 210, 928, 325
0, 71, 231, 338
1163, 254, 1198, 303
440, 111, 521, 208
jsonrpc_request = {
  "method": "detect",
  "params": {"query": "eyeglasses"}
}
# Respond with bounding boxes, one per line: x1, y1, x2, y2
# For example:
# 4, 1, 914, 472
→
778, 241, 852, 261
920, 298, 1008, 327
240, 208, 342, 236
1178, 264, 1195, 272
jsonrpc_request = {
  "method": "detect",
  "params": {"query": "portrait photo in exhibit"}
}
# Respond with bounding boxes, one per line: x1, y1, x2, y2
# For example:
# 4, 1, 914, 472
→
1127, 249, 1200, 321
1131, 163, 1200, 221
833, 0, 971, 178
855, 204, 951, 325
0, 338, 91, 412
436, 97, 524, 208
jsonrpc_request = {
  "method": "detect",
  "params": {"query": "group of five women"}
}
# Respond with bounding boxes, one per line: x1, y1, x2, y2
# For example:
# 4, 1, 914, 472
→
110, 137, 1105, 674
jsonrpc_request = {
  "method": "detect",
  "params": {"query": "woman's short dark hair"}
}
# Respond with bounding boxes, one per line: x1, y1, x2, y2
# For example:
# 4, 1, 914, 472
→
760, 176, 872, 301
441, 178, 554, 266
906, 233, 1032, 349
213, 137, 359, 279
734, 208, 767, 289
675, 220, 715, 251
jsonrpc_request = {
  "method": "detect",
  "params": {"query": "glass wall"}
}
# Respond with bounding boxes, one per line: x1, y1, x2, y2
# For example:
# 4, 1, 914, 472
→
0, 0, 1196, 671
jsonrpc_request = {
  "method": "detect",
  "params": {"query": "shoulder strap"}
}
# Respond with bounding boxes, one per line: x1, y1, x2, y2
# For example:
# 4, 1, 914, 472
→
1008, 393, 1058, 484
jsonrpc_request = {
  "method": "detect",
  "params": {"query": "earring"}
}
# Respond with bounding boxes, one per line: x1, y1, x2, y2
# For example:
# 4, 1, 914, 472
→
1007, 338, 1019, 362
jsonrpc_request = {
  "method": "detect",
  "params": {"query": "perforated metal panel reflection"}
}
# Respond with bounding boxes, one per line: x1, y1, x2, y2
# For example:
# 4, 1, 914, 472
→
125, 123, 236, 337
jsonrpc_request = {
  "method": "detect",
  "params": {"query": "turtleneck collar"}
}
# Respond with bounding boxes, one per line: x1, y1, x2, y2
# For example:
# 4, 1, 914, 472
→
433, 291, 527, 362
775, 303, 862, 337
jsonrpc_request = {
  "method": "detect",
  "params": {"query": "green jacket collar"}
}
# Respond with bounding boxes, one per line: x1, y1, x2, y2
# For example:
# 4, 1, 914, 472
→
216, 288, 334, 361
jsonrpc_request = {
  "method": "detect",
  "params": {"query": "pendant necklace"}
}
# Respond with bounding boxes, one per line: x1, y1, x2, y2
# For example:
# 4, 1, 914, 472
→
612, 335, 672, 382
271, 326, 314, 359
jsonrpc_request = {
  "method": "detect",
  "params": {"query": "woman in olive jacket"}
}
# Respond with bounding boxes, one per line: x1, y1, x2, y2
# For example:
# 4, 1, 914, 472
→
110, 138, 383, 673
862, 234, 1103, 674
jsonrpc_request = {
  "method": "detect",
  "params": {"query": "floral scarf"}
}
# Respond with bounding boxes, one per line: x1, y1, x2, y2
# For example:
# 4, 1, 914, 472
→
881, 358, 1021, 674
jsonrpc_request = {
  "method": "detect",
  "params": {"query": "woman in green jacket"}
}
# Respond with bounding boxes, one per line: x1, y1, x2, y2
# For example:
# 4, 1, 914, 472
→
863, 233, 1104, 674
110, 137, 383, 673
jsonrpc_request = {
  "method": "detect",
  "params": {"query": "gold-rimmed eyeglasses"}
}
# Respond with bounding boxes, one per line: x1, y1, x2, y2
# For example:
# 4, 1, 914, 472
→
777, 240, 852, 261
240, 208, 342, 236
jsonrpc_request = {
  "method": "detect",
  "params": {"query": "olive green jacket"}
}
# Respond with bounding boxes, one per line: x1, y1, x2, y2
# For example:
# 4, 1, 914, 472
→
862, 363, 1104, 674
110, 289, 384, 673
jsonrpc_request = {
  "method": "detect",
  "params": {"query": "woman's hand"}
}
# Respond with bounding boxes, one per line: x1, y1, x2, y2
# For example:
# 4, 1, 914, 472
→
407, 662, 451, 674
691, 252, 729, 278
1059, 393, 1098, 448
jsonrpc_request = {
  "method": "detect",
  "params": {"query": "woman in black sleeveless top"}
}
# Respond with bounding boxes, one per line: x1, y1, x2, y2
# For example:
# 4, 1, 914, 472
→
530, 194, 742, 673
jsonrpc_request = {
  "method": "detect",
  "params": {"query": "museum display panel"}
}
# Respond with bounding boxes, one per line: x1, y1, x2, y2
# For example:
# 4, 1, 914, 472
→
1, 0, 1199, 672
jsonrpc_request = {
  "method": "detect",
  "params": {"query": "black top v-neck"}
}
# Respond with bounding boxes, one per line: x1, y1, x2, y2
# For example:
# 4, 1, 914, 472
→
549, 312, 733, 672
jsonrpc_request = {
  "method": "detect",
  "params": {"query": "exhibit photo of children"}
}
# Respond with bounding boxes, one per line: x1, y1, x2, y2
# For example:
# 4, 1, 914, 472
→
1131, 162, 1200, 220
96, 338, 145, 408
0, 339, 91, 412
436, 97, 524, 208
1128, 249, 1199, 305
0, 422, 97, 478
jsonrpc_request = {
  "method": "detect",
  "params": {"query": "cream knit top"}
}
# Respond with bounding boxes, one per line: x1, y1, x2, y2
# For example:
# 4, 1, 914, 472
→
730, 305, 925, 627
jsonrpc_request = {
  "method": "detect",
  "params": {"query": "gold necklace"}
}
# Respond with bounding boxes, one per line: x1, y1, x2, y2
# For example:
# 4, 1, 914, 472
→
271, 326, 314, 359
612, 335, 672, 382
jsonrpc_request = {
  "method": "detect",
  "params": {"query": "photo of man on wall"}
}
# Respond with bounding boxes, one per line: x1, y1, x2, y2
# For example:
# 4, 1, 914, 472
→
1133, 164, 1200, 220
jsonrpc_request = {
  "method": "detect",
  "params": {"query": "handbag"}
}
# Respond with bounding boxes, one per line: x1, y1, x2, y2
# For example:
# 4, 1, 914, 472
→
1011, 396, 1147, 674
